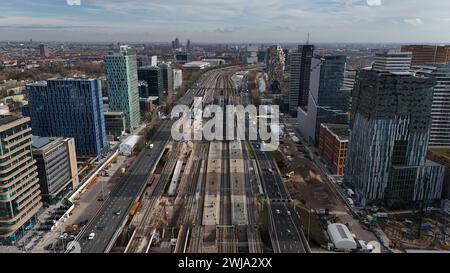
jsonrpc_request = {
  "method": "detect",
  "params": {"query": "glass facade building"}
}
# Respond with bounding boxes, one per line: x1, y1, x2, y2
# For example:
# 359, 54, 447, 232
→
158, 63, 173, 98
138, 66, 163, 98
0, 115, 42, 245
297, 55, 350, 145
26, 78, 107, 157
345, 69, 444, 208
32, 136, 78, 204
289, 44, 315, 114
413, 65, 450, 147
105, 47, 141, 131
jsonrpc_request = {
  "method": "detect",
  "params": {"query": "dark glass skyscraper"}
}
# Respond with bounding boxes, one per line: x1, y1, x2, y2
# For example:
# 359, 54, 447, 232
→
289, 44, 315, 114
158, 63, 173, 98
26, 78, 107, 157
297, 55, 349, 145
138, 66, 163, 98
345, 54, 444, 207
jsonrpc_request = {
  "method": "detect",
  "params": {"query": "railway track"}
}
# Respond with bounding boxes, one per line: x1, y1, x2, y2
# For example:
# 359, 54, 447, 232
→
124, 143, 180, 253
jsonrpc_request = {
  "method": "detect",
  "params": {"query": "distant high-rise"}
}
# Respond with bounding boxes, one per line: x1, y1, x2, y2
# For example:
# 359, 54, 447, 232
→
401, 45, 450, 65
104, 46, 141, 130
289, 44, 315, 114
413, 65, 450, 148
372, 51, 412, 72
245, 45, 258, 64
266, 45, 285, 94
186, 39, 191, 52
175, 51, 188, 64
158, 63, 173, 98
39, 44, 49, 58
345, 56, 444, 207
297, 55, 349, 145
27, 78, 107, 157
138, 66, 163, 98
172, 38, 180, 49
0, 113, 42, 245
172, 69, 183, 91
137, 55, 157, 67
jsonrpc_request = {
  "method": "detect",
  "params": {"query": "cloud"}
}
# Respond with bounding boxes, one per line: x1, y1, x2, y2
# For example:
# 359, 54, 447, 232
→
366, 0, 382, 6
66, 0, 81, 6
213, 27, 243, 33
403, 18, 423, 26
271, 25, 297, 32
2, 0, 450, 43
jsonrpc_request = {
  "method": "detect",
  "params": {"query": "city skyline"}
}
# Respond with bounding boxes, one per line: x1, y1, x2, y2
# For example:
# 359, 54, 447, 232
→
1, 0, 450, 43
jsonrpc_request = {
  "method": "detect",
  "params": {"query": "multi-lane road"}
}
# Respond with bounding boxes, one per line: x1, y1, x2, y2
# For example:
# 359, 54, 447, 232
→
74, 121, 173, 253
250, 140, 307, 253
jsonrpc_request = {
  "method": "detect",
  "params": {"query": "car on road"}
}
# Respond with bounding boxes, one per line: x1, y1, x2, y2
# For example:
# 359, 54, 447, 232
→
88, 233, 95, 240
287, 210, 291, 216
276, 209, 281, 214
114, 210, 122, 216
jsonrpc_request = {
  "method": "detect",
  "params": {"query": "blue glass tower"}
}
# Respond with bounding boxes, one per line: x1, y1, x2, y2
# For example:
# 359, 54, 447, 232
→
26, 78, 107, 157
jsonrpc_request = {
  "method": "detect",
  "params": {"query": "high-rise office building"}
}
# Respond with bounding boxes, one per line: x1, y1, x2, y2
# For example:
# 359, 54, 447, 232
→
173, 69, 183, 91
345, 54, 444, 207
175, 51, 188, 64
186, 40, 191, 52
172, 38, 180, 49
0, 113, 42, 245
137, 55, 157, 67
158, 63, 173, 98
401, 45, 450, 65
26, 78, 107, 157
138, 66, 163, 98
289, 44, 315, 114
245, 45, 258, 64
413, 65, 450, 147
39, 44, 49, 58
372, 51, 412, 72
297, 56, 350, 145
266, 45, 285, 94
104, 46, 141, 131
32, 136, 78, 203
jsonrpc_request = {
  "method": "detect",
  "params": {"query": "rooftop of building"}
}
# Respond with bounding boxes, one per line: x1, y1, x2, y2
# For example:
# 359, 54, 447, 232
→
138, 65, 159, 70
429, 148, 450, 159
32, 136, 65, 153
0, 115, 22, 126
27, 77, 97, 86
375, 50, 413, 57
104, 111, 124, 116
321, 123, 350, 142
183, 61, 211, 68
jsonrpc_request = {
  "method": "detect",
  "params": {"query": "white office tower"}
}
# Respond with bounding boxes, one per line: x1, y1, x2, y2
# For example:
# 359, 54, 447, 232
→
372, 51, 412, 73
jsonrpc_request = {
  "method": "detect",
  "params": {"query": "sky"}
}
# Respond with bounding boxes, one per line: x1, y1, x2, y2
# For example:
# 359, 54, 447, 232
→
0, 0, 449, 43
